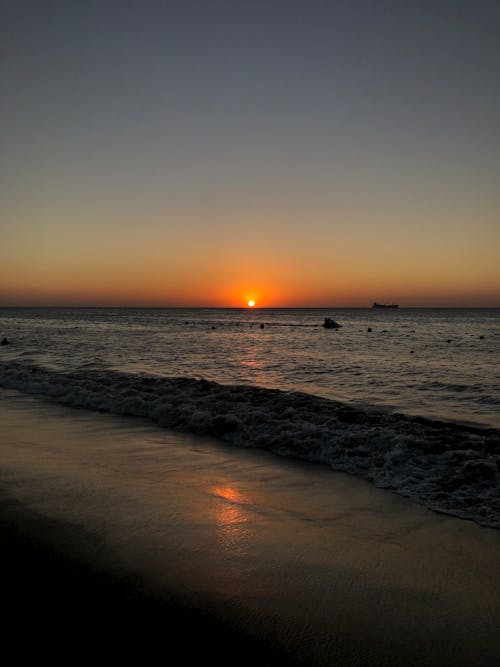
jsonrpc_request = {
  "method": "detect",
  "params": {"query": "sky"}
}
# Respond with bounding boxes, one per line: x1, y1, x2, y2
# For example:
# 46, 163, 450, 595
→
1, 0, 499, 307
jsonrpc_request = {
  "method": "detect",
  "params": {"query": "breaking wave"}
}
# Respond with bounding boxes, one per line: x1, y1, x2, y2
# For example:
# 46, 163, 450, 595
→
1, 361, 499, 528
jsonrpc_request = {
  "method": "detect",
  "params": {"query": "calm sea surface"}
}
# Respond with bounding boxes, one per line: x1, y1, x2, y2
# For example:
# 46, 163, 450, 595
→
1, 307, 499, 428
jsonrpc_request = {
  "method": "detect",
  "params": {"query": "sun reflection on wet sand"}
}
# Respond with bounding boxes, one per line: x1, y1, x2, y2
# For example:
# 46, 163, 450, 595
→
212, 486, 251, 554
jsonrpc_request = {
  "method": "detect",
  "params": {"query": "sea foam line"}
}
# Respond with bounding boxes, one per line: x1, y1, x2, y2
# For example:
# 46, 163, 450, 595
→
0, 361, 498, 528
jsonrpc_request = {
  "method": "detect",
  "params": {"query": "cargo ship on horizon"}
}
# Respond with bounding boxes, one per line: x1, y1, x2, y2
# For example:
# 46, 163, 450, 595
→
372, 302, 398, 309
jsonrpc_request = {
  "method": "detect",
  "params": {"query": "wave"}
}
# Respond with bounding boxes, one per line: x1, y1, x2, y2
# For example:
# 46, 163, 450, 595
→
420, 380, 483, 393
0, 360, 499, 529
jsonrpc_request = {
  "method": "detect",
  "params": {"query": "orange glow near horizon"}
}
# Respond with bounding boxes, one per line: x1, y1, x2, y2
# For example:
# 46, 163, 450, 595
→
247, 300, 255, 307
1, 279, 500, 308
1, 230, 499, 308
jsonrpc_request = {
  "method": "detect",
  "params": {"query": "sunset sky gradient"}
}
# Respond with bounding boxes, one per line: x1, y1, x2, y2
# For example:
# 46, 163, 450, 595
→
1, 0, 499, 307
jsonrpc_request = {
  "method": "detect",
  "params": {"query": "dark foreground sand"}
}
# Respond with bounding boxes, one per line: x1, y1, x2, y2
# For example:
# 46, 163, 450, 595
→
1, 389, 499, 665
1, 497, 294, 663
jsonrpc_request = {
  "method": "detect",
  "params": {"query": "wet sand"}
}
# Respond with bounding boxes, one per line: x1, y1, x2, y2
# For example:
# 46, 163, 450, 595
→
1, 389, 499, 665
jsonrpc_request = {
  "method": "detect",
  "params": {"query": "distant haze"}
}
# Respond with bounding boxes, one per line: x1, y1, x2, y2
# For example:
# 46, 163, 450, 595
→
1, 0, 499, 307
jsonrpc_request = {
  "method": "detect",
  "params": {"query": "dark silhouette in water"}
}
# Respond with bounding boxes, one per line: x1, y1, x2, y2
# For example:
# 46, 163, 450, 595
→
1, 337, 10, 346
322, 318, 341, 329
372, 302, 398, 309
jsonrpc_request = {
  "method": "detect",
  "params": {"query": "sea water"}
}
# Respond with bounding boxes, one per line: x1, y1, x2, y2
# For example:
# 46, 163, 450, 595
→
0, 307, 499, 527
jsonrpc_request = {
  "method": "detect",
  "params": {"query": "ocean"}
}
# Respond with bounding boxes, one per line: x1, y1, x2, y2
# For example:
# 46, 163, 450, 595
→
0, 306, 499, 527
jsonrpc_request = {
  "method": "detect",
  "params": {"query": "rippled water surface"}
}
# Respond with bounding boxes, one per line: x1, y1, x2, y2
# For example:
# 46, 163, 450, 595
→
1, 307, 499, 427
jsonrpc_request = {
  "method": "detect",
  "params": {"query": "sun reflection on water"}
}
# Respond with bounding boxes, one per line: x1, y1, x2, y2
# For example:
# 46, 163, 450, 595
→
212, 486, 251, 553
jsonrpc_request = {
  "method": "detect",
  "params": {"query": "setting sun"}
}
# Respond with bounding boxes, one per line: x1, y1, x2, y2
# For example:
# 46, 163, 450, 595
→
247, 300, 256, 308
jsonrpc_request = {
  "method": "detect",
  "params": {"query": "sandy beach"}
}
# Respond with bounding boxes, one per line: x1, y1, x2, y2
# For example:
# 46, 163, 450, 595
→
1, 388, 499, 665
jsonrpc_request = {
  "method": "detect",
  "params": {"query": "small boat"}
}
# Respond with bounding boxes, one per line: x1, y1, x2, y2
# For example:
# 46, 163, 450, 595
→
372, 302, 398, 309
322, 317, 341, 329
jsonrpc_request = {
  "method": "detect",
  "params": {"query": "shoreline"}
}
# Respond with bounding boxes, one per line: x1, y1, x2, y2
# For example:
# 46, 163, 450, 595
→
1, 389, 500, 665
1, 364, 499, 528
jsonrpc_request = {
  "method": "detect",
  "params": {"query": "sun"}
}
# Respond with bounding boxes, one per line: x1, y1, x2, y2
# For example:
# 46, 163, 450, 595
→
247, 300, 256, 308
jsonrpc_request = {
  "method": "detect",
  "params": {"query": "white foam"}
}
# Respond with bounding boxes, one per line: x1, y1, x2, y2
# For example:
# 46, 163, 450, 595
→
1, 361, 498, 528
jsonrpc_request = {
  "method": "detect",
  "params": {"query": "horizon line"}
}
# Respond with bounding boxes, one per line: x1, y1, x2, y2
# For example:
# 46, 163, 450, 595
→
1, 304, 499, 310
